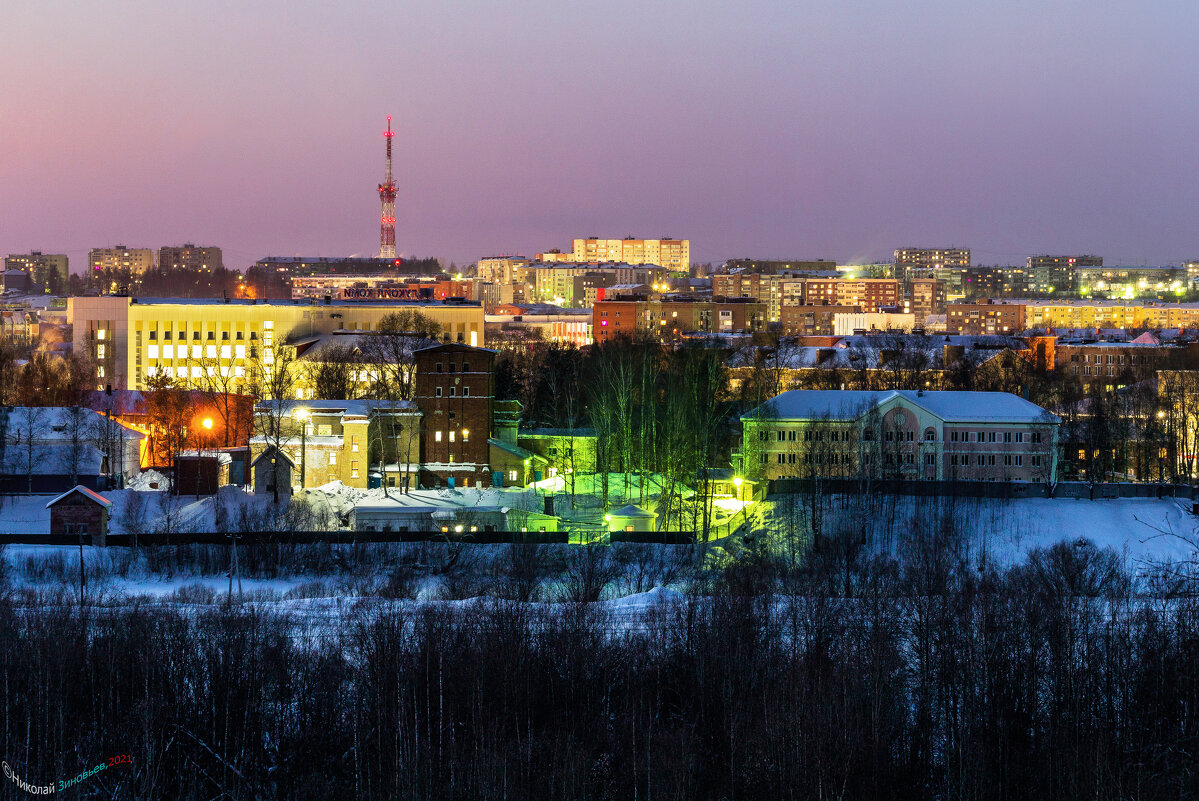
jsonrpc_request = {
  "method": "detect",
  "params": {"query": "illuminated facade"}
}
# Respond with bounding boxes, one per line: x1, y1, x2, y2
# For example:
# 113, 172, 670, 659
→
159, 244, 223, 273
570, 238, 689, 272
88, 246, 155, 276
894, 248, 971, 270
3, 251, 68, 294
68, 296, 486, 393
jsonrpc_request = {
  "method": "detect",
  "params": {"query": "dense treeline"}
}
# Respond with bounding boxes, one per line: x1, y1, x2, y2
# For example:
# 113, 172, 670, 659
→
497, 336, 731, 527
3, 539, 1199, 800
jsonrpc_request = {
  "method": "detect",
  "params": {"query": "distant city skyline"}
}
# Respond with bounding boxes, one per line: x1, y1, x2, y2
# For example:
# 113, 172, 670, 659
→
3, 0, 1198, 272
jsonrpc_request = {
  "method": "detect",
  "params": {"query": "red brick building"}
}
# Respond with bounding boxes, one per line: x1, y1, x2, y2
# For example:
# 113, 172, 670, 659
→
946, 300, 1027, 335
413, 343, 497, 488
47, 486, 111, 545
780, 304, 859, 335
799, 279, 900, 313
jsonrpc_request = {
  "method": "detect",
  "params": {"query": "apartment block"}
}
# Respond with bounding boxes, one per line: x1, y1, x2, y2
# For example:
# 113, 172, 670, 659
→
905, 278, 947, 319
476, 257, 531, 284
593, 297, 767, 342
159, 243, 223, 272
1026, 255, 1100, 294
3, 251, 68, 294
797, 278, 901, 313
780, 304, 860, 336
712, 273, 785, 322
570, 238, 689, 272
88, 246, 155, 276
946, 300, 1026, 335
894, 248, 970, 270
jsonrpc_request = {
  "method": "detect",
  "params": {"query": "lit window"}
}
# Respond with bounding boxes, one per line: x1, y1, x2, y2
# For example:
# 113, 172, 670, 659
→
435, 431, 442, 442
96, 345, 105, 359
96, 329, 106, 340
329, 452, 336, 465
509, 470, 518, 481
449, 431, 455, 442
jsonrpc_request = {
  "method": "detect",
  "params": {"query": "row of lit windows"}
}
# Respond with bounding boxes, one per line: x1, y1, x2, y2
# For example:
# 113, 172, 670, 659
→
433, 429, 470, 443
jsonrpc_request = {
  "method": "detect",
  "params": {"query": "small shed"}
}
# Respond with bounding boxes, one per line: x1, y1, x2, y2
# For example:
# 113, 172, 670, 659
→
606, 504, 656, 533
251, 446, 295, 499
46, 486, 112, 546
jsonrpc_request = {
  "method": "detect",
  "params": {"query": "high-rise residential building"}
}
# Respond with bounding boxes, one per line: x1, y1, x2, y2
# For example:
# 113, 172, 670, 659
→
527, 264, 666, 306
721, 259, 838, 274
159, 244, 224, 273
3, 251, 68, 294
1026, 255, 1099, 294
593, 297, 767, 342
794, 278, 901, 313
88, 245, 155, 276
713, 273, 785, 322
475, 257, 531, 284
905, 278, 947, 319
894, 248, 971, 271
570, 238, 689, 272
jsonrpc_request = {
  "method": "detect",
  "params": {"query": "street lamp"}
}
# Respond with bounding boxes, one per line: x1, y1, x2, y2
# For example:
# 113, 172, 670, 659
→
294, 408, 309, 489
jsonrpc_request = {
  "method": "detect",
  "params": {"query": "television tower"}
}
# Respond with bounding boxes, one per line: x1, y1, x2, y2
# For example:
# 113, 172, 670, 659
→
378, 116, 397, 259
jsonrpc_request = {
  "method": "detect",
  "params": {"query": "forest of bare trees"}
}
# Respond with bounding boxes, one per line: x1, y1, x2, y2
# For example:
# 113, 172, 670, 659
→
2, 533, 1197, 800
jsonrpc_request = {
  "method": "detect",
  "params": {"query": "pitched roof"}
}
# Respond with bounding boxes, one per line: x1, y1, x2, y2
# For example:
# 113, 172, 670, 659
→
610, 504, 656, 518
45, 485, 112, 509
745, 390, 1058, 424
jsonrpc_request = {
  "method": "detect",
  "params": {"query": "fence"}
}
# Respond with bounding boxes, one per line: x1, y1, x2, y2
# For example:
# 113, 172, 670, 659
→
767, 477, 1198, 501
2, 529, 569, 547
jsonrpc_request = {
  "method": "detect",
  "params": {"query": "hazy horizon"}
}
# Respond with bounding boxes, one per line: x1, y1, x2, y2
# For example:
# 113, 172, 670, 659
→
3, 0, 1197, 272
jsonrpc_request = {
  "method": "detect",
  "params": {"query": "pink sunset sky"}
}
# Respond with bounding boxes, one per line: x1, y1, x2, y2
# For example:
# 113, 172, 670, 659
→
2, 0, 1198, 271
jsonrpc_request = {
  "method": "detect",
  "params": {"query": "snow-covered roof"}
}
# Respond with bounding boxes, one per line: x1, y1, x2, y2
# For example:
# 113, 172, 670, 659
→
609, 504, 655, 518
254, 399, 417, 418
1, 407, 144, 441
488, 437, 538, 459
1, 443, 104, 475
45, 485, 112, 509
745, 390, 1058, 424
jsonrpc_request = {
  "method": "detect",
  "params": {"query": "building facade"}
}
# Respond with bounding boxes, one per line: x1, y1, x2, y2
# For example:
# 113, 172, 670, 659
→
413, 344, 496, 488
593, 297, 768, 342
946, 300, 1027, 335
68, 296, 486, 392
894, 248, 971, 272
570, 238, 689, 272
88, 246, 156, 276
737, 389, 1058, 482
159, 244, 223, 273
3, 252, 68, 294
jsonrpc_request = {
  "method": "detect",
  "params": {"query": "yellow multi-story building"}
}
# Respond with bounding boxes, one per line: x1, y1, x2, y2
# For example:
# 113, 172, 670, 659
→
88, 246, 156, 276
570, 238, 689, 272
1019, 299, 1199, 331
68, 296, 485, 393
475, 257, 531, 284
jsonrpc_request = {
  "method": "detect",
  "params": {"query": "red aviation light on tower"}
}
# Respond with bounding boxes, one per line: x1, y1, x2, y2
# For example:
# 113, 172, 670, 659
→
378, 116, 398, 258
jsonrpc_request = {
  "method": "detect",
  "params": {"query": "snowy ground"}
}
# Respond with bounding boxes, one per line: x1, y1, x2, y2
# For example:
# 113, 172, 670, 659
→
755, 494, 1199, 568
